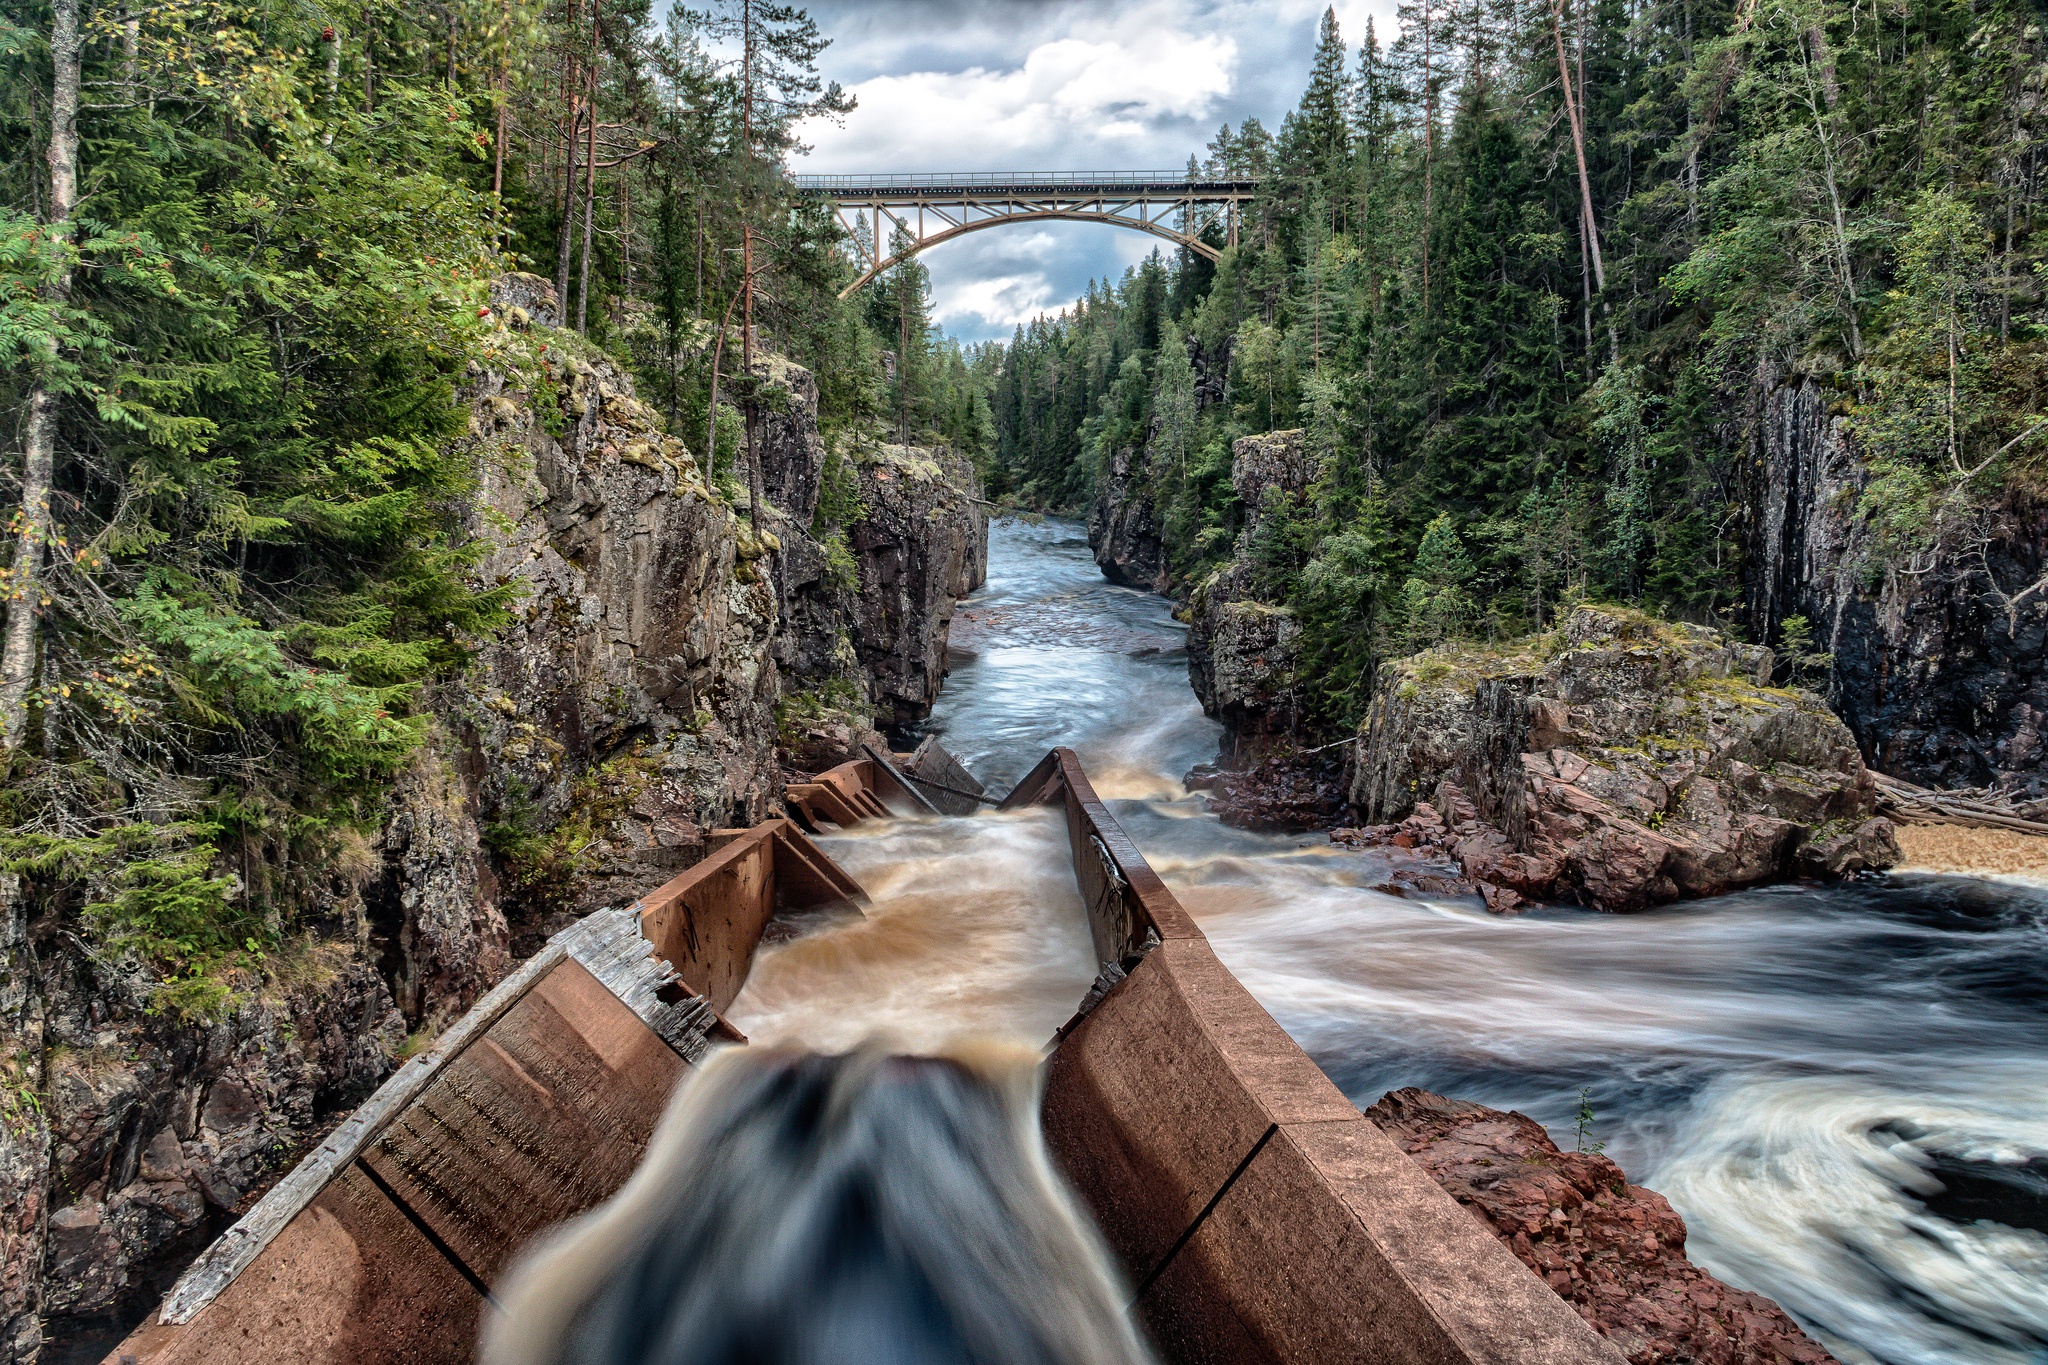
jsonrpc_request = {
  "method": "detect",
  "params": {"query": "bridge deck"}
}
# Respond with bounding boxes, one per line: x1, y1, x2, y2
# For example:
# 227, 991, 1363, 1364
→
794, 171, 1258, 199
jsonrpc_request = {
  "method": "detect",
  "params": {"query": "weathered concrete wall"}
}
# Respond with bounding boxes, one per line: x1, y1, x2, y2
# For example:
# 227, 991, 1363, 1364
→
1016, 750, 1625, 1365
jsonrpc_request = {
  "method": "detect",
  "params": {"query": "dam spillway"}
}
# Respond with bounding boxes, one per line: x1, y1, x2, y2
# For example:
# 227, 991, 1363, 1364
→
107, 749, 1620, 1365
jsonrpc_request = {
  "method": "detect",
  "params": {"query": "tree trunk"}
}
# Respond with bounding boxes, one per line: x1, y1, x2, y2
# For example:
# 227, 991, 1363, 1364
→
619, 171, 632, 297
575, 0, 600, 333
3, 0, 80, 749
492, 0, 508, 226
576, 64, 598, 333
554, 97, 579, 312
1551, 0, 1616, 360
742, 225, 763, 536
1420, 0, 1434, 319
321, 26, 341, 148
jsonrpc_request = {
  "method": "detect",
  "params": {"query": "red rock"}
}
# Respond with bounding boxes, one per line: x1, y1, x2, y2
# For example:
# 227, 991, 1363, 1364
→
1365, 1088, 1838, 1365
1478, 882, 1526, 914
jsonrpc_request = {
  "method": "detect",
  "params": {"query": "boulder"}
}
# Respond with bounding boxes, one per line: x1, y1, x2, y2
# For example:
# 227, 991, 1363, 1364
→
1186, 749, 1348, 832
1345, 606, 1896, 910
1366, 1089, 1838, 1365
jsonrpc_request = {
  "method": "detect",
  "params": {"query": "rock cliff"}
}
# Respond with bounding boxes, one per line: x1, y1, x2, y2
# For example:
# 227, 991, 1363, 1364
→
1086, 332, 1228, 590
1742, 366, 2048, 792
1091, 443, 1170, 592
1, 277, 985, 1360
762, 365, 987, 742
1184, 429, 1314, 758
1367, 1089, 1837, 1365
1338, 606, 1899, 911
1, 277, 786, 1358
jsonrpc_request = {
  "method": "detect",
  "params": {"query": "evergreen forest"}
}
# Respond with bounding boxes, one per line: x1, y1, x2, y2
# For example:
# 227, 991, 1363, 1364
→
3, 0, 2046, 1009
0, 0, 984, 1018
988, 1, 2048, 732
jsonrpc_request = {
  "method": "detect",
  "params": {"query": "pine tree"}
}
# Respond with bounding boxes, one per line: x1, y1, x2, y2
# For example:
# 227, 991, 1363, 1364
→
1153, 320, 1199, 478
1296, 7, 1354, 194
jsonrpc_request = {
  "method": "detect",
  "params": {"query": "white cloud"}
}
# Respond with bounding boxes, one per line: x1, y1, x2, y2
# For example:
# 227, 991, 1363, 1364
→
785, 0, 1406, 338
802, 13, 1236, 171
933, 273, 1062, 332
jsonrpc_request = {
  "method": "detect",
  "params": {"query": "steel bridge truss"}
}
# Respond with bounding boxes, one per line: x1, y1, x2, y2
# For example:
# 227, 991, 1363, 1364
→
793, 172, 1260, 298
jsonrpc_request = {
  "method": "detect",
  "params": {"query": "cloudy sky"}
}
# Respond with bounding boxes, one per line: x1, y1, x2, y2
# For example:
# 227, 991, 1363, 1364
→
785, 1, 1400, 342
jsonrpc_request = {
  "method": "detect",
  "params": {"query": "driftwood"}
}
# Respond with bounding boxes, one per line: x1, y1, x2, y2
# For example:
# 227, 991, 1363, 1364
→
1873, 773, 2048, 836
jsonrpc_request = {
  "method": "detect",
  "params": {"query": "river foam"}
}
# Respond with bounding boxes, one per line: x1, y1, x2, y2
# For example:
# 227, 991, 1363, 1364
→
1649, 1064, 2048, 1365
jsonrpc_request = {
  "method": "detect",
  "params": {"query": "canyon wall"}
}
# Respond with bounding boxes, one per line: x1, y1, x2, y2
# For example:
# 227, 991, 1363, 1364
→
767, 372, 987, 742
1741, 366, 2048, 792
1184, 429, 1313, 757
0, 278, 986, 1362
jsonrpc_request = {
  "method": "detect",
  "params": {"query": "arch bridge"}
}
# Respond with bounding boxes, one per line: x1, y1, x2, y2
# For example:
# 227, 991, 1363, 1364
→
793, 171, 1259, 298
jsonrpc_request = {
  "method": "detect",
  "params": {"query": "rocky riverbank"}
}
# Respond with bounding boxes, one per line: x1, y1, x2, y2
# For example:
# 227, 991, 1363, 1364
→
1366, 1089, 1838, 1365
0, 275, 986, 1360
1337, 606, 1899, 912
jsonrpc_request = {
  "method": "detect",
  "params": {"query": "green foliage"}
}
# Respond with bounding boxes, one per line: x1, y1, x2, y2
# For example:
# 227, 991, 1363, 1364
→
1574, 1087, 1606, 1155
0, 0, 524, 1017
986, 0, 2047, 738
1777, 614, 1834, 685
1395, 514, 1477, 653
485, 748, 658, 918
1590, 363, 1657, 602
774, 677, 866, 749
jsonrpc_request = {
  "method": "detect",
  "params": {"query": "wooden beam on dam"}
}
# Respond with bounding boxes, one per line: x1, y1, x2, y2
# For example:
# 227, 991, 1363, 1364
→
106, 821, 863, 1365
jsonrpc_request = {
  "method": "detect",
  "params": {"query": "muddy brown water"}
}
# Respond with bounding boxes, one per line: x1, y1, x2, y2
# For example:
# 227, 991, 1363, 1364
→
729, 516, 2048, 1365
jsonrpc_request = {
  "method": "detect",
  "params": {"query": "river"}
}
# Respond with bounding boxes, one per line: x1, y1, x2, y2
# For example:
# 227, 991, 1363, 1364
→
730, 516, 2048, 1365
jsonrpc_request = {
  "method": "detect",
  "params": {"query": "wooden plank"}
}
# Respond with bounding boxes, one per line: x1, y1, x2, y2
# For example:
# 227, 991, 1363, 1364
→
771, 822, 871, 908
113, 1164, 484, 1365
357, 958, 686, 1283
908, 737, 986, 817
562, 906, 719, 1060
861, 742, 943, 816
786, 781, 863, 828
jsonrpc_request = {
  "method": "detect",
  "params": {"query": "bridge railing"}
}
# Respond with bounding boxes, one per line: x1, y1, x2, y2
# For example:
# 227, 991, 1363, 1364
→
792, 170, 1257, 192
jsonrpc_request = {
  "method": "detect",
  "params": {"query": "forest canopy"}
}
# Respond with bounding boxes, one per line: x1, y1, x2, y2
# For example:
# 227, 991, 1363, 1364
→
0, 0, 982, 1016
983, 0, 2047, 732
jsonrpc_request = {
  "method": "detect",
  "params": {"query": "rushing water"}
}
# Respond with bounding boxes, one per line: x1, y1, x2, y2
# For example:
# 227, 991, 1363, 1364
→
730, 517, 2048, 1365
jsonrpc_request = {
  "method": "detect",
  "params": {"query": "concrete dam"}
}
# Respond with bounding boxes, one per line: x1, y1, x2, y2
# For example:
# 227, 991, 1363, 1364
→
106, 746, 1623, 1365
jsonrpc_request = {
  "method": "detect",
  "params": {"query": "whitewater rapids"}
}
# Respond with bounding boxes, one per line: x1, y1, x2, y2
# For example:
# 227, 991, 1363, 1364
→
729, 517, 2048, 1364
